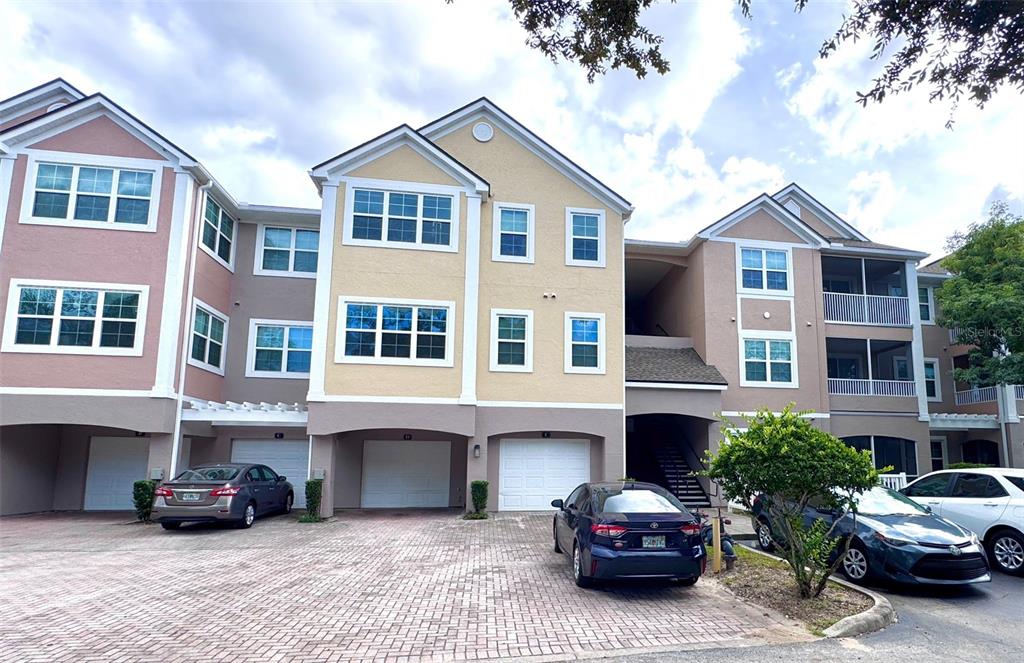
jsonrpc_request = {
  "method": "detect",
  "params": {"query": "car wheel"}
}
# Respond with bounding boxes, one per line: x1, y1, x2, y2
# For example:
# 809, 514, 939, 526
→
236, 502, 256, 529
841, 541, 870, 584
160, 522, 181, 531
553, 522, 562, 554
284, 492, 294, 515
572, 542, 593, 588
988, 530, 1024, 576
756, 520, 775, 552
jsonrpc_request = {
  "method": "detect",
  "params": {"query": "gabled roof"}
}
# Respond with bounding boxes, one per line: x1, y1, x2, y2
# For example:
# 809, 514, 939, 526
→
309, 124, 489, 195
419, 97, 633, 217
773, 183, 870, 241
824, 237, 929, 260
0, 78, 86, 122
697, 193, 830, 247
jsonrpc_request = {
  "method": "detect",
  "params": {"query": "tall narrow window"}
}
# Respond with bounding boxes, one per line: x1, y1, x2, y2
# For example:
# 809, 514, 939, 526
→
918, 287, 933, 322
190, 303, 227, 374
490, 309, 533, 372
202, 198, 234, 266
923, 359, 940, 401
565, 313, 605, 374
493, 204, 534, 263
565, 208, 605, 267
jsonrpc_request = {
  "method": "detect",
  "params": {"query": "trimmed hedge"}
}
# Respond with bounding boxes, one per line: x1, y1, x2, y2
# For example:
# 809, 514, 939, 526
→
133, 480, 157, 522
301, 479, 324, 522
471, 480, 488, 514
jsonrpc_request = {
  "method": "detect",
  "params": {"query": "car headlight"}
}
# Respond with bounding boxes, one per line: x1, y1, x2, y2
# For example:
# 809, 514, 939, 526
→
970, 532, 980, 546
873, 531, 915, 547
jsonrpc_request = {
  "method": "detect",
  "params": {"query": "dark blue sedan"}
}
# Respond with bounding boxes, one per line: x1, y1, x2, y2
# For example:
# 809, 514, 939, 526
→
551, 481, 706, 588
753, 486, 991, 585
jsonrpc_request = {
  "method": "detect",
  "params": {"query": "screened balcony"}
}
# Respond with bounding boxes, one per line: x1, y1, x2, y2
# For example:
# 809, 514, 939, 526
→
826, 338, 916, 397
822, 256, 911, 326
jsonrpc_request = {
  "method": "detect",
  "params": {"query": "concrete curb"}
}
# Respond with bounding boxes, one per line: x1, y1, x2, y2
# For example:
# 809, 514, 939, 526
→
737, 544, 897, 638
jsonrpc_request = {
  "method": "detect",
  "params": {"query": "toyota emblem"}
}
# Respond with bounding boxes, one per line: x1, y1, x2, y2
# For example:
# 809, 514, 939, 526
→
650, 522, 659, 529
948, 545, 962, 556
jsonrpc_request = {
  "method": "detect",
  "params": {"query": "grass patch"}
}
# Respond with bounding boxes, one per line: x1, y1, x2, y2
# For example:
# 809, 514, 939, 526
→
712, 545, 872, 636
462, 512, 489, 520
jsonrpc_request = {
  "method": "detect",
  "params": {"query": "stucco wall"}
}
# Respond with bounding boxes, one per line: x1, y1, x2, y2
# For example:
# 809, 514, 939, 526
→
719, 210, 803, 243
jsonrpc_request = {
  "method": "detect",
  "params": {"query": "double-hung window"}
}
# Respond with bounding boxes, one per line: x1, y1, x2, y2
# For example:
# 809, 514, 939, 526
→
740, 248, 789, 292
3, 281, 147, 355
490, 309, 533, 372
189, 302, 228, 374
348, 187, 456, 250
247, 320, 313, 377
566, 208, 606, 267
918, 287, 934, 323
492, 203, 534, 263
256, 226, 319, 276
29, 162, 155, 228
201, 197, 235, 267
742, 338, 795, 385
339, 298, 453, 366
923, 359, 941, 401
565, 312, 605, 374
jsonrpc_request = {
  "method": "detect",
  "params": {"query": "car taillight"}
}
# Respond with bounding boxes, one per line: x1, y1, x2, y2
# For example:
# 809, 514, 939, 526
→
153, 486, 173, 497
591, 523, 628, 538
209, 486, 240, 497
681, 522, 701, 536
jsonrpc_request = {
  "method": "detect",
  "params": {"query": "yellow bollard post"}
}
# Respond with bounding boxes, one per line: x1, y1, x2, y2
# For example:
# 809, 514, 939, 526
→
711, 514, 722, 574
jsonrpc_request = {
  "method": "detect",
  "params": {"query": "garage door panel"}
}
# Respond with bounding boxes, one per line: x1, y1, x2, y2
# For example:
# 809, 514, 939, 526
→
231, 439, 309, 508
84, 437, 149, 511
499, 439, 590, 511
361, 440, 450, 508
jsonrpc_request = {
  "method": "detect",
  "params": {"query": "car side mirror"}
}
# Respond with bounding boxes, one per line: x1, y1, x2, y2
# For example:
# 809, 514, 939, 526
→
923, 504, 932, 513
550, 499, 564, 509
277, 476, 287, 482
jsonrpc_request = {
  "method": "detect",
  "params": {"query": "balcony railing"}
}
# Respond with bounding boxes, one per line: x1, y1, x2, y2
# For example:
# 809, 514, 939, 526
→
880, 473, 909, 491
1015, 385, 1024, 401
955, 386, 999, 405
828, 378, 917, 397
823, 292, 912, 326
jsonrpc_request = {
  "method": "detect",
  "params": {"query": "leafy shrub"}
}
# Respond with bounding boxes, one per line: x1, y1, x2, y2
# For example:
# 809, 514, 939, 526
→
463, 511, 488, 520
949, 462, 992, 469
303, 479, 323, 522
471, 480, 489, 514
133, 480, 157, 522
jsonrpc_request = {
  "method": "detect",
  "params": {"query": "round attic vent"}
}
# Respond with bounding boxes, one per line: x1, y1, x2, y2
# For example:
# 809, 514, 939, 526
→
472, 121, 494, 142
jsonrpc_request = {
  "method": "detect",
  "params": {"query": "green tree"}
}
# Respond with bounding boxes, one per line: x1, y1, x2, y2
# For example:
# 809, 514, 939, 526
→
704, 406, 880, 598
503, 1, 1024, 117
937, 202, 1024, 386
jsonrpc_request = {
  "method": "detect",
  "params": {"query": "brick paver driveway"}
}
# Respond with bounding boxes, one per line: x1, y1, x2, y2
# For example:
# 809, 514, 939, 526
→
0, 511, 809, 662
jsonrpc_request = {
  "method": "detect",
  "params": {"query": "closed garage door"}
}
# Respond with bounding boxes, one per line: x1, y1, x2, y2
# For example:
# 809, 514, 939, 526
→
361, 440, 450, 507
499, 439, 590, 511
232, 439, 309, 508
84, 437, 149, 510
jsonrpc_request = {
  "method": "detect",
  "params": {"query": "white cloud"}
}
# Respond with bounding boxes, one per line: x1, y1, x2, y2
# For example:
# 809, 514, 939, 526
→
775, 62, 802, 91
843, 171, 899, 238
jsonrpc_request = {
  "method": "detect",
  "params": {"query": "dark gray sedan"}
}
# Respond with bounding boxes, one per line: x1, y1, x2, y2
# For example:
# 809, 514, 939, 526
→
152, 463, 294, 530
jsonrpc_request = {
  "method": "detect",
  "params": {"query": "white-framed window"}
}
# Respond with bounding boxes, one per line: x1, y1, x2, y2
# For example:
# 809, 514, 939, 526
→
188, 300, 228, 375
738, 246, 790, 293
336, 296, 455, 367
254, 225, 319, 278
741, 337, 797, 387
342, 179, 460, 252
245, 319, 313, 378
923, 358, 941, 402
565, 208, 606, 267
201, 196, 235, 268
21, 154, 160, 231
2, 279, 149, 356
564, 312, 606, 374
492, 203, 535, 263
918, 287, 934, 323
489, 309, 533, 372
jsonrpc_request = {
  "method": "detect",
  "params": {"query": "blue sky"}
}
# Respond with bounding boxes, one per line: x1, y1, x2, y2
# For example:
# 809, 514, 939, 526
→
3, 0, 1022, 259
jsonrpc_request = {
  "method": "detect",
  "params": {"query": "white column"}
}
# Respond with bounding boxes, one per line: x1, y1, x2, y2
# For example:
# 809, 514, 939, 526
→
459, 192, 482, 404
906, 260, 930, 421
308, 183, 339, 402
0, 154, 16, 253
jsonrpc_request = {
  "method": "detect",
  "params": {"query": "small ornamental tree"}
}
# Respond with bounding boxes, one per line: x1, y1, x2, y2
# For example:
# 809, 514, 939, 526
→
704, 406, 880, 598
133, 480, 157, 522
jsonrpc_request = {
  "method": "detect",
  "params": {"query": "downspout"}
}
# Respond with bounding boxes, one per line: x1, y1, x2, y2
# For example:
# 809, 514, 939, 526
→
169, 181, 212, 477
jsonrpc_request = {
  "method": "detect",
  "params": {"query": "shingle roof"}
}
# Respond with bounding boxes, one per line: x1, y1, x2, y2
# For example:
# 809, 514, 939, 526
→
919, 259, 950, 275
625, 346, 728, 385
827, 237, 916, 252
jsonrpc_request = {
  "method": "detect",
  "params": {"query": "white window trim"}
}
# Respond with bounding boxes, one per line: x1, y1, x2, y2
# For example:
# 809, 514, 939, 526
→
253, 224, 319, 279
489, 308, 534, 373
340, 177, 462, 253
565, 207, 606, 268
334, 295, 456, 367
923, 357, 942, 402
19, 151, 163, 233
491, 202, 535, 264
187, 298, 229, 376
245, 318, 314, 379
564, 311, 606, 374
2, 278, 149, 356
198, 194, 236, 271
735, 243, 794, 296
918, 286, 935, 325
738, 332, 799, 388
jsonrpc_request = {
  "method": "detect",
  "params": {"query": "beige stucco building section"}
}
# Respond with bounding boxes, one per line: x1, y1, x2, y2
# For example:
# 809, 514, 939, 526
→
435, 122, 625, 404
347, 145, 462, 187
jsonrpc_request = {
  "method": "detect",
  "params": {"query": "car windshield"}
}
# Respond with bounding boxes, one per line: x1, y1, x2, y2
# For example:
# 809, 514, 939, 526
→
596, 488, 687, 514
174, 467, 240, 482
854, 486, 930, 516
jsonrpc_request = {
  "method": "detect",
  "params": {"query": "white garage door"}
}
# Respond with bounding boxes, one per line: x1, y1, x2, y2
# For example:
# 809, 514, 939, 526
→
231, 439, 310, 507
361, 440, 450, 508
499, 439, 590, 511
84, 437, 149, 511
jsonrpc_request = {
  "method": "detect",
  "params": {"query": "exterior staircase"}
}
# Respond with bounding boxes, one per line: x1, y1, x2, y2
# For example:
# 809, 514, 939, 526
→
650, 438, 711, 509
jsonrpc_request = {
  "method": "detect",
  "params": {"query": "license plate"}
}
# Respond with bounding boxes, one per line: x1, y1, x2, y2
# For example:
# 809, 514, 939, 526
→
642, 535, 666, 549
180, 493, 202, 502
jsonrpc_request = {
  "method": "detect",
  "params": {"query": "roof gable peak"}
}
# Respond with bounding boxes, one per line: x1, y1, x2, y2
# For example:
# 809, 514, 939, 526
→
773, 183, 870, 242
697, 193, 829, 247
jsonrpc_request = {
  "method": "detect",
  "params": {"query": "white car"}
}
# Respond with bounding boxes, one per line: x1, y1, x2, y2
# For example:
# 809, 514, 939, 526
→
902, 468, 1024, 575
